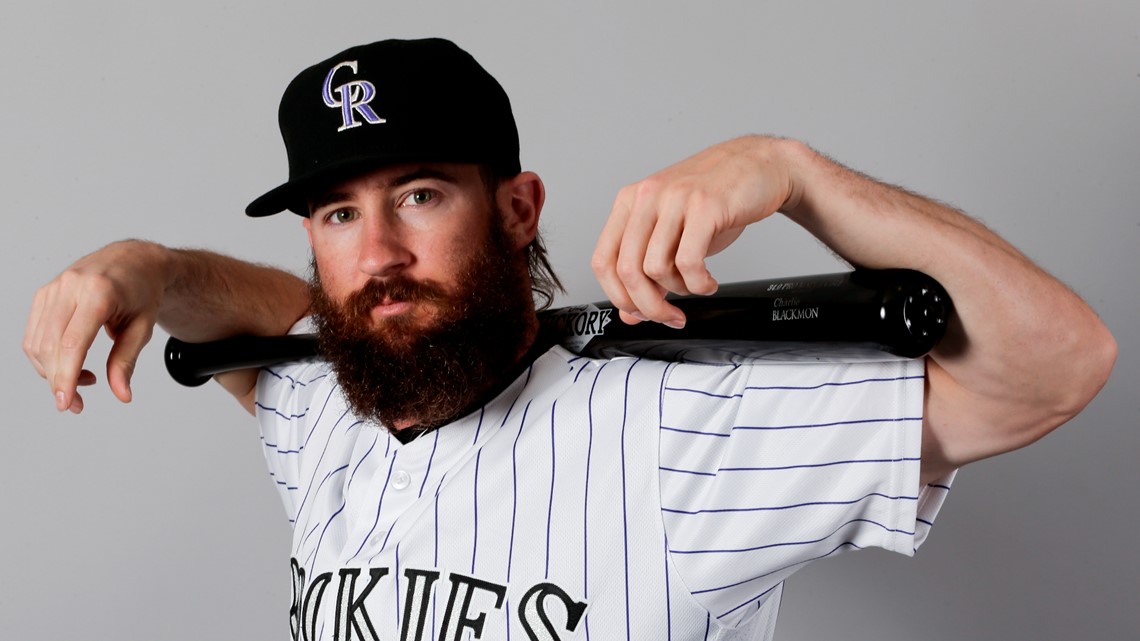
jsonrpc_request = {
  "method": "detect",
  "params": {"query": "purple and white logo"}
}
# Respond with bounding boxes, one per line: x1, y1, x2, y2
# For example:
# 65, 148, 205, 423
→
322, 60, 386, 131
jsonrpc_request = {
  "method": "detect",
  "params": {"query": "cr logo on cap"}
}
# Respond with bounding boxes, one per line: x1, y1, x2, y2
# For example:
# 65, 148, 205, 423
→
322, 60, 386, 132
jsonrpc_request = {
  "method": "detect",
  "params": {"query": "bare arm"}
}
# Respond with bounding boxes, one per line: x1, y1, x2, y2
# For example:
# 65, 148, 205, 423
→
592, 135, 1117, 484
24, 239, 310, 415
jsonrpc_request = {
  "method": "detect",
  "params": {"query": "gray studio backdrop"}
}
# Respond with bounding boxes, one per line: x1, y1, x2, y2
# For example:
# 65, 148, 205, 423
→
3, 1, 1137, 639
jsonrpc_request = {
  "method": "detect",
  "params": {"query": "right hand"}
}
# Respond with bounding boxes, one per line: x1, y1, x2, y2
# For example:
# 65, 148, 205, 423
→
24, 240, 170, 413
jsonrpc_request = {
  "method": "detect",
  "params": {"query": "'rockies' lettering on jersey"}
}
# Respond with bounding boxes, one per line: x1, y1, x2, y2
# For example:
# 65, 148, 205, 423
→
288, 559, 586, 641
257, 325, 951, 641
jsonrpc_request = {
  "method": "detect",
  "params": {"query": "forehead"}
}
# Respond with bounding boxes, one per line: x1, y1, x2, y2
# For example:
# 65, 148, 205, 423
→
308, 162, 485, 203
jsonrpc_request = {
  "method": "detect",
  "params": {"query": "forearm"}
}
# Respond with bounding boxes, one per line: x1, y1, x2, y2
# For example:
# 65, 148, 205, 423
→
777, 139, 1116, 466
27, 239, 311, 413
156, 245, 310, 342
593, 133, 1116, 477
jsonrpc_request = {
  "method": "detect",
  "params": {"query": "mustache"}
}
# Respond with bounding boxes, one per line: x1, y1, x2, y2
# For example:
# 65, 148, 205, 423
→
342, 275, 449, 320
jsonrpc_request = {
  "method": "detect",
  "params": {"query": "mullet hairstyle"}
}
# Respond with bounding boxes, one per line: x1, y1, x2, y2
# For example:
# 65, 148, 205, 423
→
479, 165, 565, 311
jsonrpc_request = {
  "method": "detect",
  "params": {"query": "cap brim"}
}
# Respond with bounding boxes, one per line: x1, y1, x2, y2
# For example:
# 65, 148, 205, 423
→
245, 155, 403, 217
244, 152, 518, 217
245, 182, 298, 218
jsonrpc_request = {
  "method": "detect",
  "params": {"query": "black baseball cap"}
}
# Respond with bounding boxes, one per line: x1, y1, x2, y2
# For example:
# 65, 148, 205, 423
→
246, 38, 521, 217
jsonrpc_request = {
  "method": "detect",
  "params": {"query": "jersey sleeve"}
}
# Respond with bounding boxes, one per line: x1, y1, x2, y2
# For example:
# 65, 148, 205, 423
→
254, 318, 333, 526
658, 358, 951, 625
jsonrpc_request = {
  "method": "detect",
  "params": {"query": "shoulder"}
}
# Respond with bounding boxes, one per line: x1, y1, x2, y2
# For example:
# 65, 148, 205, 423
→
667, 356, 923, 390
662, 357, 924, 426
254, 318, 336, 424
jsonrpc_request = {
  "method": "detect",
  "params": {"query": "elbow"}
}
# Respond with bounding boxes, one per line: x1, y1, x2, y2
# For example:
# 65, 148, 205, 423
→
923, 307, 1116, 473
1002, 316, 1117, 454
1044, 318, 1117, 426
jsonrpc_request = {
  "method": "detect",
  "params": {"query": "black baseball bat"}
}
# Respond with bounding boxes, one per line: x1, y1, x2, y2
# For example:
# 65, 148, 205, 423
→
164, 268, 951, 387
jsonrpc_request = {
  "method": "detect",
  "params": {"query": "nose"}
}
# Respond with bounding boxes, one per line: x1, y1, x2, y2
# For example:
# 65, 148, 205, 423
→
357, 213, 413, 278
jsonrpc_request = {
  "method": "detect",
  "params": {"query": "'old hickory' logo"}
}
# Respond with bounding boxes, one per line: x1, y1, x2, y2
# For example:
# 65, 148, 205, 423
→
323, 60, 386, 131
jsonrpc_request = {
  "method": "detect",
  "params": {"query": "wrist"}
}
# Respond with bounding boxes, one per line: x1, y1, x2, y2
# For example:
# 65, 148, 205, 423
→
94, 238, 174, 292
766, 136, 812, 218
162, 246, 197, 297
155, 245, 210, 327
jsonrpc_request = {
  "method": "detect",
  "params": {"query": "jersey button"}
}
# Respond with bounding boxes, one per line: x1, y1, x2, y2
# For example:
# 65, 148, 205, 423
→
392, 470, 412, 490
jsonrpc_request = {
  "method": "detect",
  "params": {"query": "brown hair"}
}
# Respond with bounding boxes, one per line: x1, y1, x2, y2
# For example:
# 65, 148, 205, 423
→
479, 165, 565, 311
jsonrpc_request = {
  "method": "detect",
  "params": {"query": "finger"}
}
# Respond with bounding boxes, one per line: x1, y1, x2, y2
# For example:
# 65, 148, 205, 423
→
106, 317, 154, 404
29, 285, 69, 376
63, 371, 96, 414
641, 199, 690, 296
51, 299, 111, 412
616, 197, 685, 327
30, 286, 85, 410
617, 309, 645, 325
67, 390, 85, 414
674, 217, 722, 296
592, 190, 641, 319
23, 287, 50, 378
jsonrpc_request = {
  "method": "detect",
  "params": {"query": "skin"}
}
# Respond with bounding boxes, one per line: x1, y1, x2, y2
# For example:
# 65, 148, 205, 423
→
591, 135, 1117, 485
21, 163, 544, 419
25, 136, 1117, 488
300, 162, 545, 428
23, 241, 309, 414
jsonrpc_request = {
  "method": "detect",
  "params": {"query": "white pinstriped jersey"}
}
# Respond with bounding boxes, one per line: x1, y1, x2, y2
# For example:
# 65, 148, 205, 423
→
256, 341, 950, 641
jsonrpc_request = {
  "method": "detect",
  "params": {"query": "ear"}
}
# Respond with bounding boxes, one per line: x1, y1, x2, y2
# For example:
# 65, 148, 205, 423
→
302, 216, 314, 247
499, 171, 545, 250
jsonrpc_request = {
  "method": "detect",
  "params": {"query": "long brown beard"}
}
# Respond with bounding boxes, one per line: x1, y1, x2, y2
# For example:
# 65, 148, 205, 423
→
309, 213, 535, 436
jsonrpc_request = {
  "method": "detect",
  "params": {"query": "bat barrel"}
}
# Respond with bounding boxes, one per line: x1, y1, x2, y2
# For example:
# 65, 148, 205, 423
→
550, 269, 951, 361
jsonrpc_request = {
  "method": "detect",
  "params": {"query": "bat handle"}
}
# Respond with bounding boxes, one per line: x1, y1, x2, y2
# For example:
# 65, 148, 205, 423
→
164, 334, 321, 387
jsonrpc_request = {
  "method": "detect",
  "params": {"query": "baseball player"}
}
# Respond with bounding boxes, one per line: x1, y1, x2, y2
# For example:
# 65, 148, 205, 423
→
25, 38, 1115, 641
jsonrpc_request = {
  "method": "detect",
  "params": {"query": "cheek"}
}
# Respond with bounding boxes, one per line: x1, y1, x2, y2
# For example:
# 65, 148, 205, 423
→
445, 234, 490, 280
309, 226, 367, 297
312, 252, 355, 304
415, 223, 478, 272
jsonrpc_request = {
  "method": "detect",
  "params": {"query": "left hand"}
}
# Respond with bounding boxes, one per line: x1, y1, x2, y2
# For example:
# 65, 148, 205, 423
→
591, 135, 798, 327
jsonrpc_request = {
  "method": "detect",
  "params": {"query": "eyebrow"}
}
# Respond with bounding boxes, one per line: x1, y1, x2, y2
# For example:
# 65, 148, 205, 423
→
308, 167, 462, 212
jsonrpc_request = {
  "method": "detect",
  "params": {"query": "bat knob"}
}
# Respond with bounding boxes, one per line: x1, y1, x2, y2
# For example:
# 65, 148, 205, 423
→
164, 337, 213, 387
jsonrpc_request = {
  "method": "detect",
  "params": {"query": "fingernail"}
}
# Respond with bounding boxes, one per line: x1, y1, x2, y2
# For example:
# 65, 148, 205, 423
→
55, 391, 66, 411
665, 318, 686, 329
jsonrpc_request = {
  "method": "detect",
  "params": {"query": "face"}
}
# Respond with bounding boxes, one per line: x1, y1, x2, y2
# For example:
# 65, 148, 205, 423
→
304, 163, 541, 434
305, 163, 496, 323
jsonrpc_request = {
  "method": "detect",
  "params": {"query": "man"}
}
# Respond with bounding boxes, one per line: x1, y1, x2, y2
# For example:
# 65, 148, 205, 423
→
25, 38, 1115, 640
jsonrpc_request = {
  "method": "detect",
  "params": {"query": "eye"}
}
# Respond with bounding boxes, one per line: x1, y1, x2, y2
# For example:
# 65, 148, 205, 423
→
324, 208, 357, 225
402, 189, 436, 207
